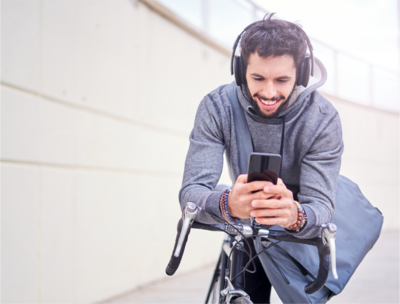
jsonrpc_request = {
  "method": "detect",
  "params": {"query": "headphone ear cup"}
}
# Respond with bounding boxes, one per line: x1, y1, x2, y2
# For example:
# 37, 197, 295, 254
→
234, 56, 246, 86
296, 56, 311, 87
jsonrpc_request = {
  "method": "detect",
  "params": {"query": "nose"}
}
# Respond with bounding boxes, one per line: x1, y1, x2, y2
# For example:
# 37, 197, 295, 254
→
262, 81, 277, 99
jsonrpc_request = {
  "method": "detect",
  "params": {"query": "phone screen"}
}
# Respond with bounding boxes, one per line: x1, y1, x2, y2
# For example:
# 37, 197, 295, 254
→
247, 153, 282, 185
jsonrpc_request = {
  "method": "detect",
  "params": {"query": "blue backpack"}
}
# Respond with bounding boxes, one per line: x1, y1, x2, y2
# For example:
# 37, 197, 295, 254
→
226, 82, 383, 303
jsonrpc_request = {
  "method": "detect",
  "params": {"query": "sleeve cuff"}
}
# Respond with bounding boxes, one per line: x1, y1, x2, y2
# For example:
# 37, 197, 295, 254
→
204, 191, 224, 219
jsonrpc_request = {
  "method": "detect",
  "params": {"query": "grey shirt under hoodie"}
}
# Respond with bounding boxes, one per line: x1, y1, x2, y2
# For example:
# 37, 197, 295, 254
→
179, 58, 344, 238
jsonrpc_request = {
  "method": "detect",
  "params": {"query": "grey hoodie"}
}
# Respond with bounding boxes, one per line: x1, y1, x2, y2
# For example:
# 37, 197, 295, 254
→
179, 58, 344, 238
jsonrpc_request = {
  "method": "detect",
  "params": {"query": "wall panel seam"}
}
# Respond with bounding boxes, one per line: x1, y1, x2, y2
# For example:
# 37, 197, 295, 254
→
320, 92, 400, 116
1, 82, 189, 138
137, 0, 231, 57
0, 159, 182, 177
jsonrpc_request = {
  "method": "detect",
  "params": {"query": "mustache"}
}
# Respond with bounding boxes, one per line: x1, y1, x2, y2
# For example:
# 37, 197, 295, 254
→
254, 93, 285, 102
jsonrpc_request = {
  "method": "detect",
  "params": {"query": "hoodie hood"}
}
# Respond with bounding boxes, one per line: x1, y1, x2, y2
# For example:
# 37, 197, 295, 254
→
237, 57, 328, 123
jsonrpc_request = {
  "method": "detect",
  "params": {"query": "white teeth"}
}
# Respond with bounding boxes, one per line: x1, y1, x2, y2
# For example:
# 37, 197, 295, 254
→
260, 99, 278, 105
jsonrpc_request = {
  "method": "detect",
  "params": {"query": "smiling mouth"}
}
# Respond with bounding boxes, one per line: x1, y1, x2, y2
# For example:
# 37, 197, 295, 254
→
259, 98, 280, 106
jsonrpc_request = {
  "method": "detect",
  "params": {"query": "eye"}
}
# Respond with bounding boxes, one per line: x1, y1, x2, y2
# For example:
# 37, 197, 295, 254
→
277, 79, 289, 83
253, 77, 263, 81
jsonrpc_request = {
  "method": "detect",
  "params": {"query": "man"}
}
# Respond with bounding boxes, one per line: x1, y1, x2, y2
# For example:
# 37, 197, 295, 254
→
179, 14, 343, 303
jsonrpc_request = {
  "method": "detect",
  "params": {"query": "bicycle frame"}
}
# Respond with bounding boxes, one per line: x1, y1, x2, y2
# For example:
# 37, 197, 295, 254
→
206, 235, 251, 304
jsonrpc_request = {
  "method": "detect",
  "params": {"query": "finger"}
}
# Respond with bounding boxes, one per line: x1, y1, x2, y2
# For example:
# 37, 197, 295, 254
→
251, 198, 290, 209
277, 178, 285, 186
263, 184, 287, 196
250, 208, 289, 218
246, 180, 272, 192
254, 216, 289, 226
237, 174, 248, 184
253, 192, 280, 201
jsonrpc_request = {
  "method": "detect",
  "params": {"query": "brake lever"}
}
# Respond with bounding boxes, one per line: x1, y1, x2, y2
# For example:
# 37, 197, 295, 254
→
174, 202, 199, 257
321, 223, 338, 280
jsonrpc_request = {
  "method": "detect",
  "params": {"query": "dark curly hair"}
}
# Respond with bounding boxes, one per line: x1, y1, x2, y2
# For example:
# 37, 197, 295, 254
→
241, 13, 308, 73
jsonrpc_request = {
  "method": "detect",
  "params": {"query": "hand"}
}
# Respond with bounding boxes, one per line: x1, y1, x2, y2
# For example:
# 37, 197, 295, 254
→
227, 174, 274, 219
249, 178, 298, 228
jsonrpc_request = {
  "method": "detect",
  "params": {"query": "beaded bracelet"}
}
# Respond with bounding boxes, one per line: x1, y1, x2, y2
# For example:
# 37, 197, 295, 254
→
219, 189, 239, 225
287, 201, 307, 232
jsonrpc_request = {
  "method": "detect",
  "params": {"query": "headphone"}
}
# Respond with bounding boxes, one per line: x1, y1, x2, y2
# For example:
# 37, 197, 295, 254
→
230, 19, 315, 88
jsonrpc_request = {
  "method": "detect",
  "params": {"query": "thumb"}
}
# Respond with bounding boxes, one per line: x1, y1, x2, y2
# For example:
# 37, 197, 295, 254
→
237, 174, 248, 184
277, 178, 285, 186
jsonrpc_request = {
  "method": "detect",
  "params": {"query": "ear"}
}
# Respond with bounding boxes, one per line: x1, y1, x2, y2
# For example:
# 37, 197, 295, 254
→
296, 56, 311, 87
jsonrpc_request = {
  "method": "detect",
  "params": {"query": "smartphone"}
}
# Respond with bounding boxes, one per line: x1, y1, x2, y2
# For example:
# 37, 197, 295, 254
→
247, 153, 282, 185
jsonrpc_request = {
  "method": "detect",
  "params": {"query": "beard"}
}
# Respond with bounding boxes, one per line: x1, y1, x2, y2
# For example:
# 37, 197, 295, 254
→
245, 87, 288, 119
244, 85, 296, 119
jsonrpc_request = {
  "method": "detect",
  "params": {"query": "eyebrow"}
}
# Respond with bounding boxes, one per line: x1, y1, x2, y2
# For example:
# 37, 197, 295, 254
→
250, 73, 292, 79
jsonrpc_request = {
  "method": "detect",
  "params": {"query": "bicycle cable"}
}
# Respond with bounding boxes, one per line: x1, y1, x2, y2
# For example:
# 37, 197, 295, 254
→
226, 237, 258, 291
194, 207, 324, 291
230, 223, 325, 283
198, 208, 258, 290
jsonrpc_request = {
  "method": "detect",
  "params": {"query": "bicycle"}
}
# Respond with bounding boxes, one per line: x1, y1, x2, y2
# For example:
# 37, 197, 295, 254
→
166, 202, 338, 304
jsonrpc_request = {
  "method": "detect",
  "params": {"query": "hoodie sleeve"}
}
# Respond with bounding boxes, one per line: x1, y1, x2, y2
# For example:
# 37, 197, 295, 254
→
291, 111, 344, 238
178, 93, 228, 224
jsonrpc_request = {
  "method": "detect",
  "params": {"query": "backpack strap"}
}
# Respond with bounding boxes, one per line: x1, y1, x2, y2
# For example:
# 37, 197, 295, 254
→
225, 82, 254, 174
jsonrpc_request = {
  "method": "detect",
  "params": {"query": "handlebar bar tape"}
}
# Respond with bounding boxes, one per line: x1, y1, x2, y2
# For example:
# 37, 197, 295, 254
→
192, 221, 226, 232
267, 232, 330, 294
304, 241, 330, 294
166, 219, 192, 276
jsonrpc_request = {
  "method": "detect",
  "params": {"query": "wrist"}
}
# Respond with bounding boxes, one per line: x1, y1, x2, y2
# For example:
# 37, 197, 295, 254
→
219, 189, 239, 224
291, 201, 299, 226
287, 201, 307, 232
226, 192, 237, 218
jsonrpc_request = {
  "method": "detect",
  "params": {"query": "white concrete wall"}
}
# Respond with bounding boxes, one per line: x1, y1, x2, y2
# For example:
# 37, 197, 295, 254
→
1, 0, 399, 303
1, 1, 232, 303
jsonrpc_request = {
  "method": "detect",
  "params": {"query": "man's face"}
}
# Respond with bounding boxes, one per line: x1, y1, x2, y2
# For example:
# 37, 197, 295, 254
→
245, 53, 297, 118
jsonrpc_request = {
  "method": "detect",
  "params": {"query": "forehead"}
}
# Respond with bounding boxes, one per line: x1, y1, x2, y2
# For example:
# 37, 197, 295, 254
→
247, 53, 296, 75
